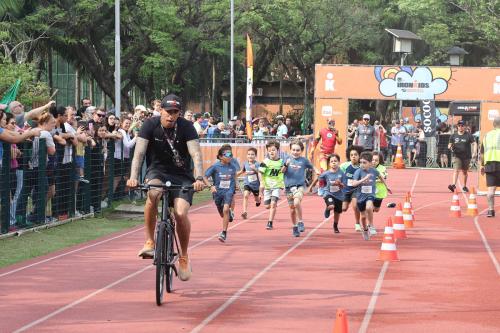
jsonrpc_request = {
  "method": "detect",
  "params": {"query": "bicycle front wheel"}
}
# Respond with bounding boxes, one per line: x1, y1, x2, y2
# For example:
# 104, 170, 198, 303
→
165, 230, 174, 293
155, 222, 167, 306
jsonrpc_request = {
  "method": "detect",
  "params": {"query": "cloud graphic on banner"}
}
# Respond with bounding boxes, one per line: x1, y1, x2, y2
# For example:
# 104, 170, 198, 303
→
379, 67, 448, 100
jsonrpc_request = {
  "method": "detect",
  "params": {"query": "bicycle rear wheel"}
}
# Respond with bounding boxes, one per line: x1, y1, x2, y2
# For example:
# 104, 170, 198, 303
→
155, 222, 167, 306
165, 230, 174, 293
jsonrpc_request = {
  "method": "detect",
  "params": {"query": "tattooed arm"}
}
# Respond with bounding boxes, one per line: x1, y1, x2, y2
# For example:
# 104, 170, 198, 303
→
126, 137, 148, 187
187, 139, 205, 191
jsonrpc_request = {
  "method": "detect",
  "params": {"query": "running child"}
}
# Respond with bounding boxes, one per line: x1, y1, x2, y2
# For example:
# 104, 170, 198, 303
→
351, 151, 391, 240
372, 151, 389, 213
319, 154, 345, 233
340, 145, 363, 231
237, 147, 261, 219
283, 140, 317, 237
203, 145, 238, 242
258, 140, 285, 230
220, 143, 240, 222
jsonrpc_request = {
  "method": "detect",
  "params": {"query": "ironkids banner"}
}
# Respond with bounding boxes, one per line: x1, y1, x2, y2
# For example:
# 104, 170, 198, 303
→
420, 100, 436, 137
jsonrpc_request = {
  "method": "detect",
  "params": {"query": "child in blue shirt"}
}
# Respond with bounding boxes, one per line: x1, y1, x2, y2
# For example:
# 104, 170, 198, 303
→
319, 154, 345, 233
340, 145, 363, 231
352, 151, 391, 241
283, 140, 317, 237
203, 145, 238, 242
237, 147, 261, 219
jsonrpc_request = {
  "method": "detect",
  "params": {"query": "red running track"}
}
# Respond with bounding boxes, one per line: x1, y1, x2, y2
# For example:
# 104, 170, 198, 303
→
0, 169, 499, 333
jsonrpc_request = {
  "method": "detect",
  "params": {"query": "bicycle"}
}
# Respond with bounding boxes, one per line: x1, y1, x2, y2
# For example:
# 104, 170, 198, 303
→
139, 182, 194, 306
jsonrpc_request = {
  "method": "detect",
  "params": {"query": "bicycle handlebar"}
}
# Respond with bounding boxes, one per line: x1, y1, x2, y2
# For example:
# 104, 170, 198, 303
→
138, 182, 195, 192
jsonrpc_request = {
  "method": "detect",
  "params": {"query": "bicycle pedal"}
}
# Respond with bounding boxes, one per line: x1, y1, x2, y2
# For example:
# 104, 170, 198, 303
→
140, 253, 154, 259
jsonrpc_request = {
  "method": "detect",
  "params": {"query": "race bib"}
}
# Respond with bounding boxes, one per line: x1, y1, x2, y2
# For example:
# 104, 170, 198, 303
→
219, 180, 231, 189
361, 185, 372, 194
347, 179, 354, 187
248, 174, 258, 182
330, 185, 340, 193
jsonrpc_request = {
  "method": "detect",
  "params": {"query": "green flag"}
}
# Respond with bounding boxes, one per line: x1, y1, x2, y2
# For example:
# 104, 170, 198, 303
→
0, 79, 21, 112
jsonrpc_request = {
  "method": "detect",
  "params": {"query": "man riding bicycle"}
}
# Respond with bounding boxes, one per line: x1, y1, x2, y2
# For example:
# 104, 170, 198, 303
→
127, 94, 204, 281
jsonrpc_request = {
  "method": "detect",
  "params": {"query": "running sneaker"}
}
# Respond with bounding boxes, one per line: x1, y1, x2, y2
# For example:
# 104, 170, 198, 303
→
218, 231, 227, 242
324, 209, 331, 219
78, 176, 90, 184
487, 210, 495, 218
386, 202, 396, 208
178, 255, 192, 281
333, 223, 340, 233
369, 225, 377, 236
266, 221, 273, 230
292, 225, 300, 237
241, 212, 248, 219
462, 186, 469, 193
298, 221, 305, 232
355, 223, 362, 232
138, 239, 155, 258
255, 199, 261, 207
448, 184, 456, 193
229, 209, 234, 222
362, 229, 370, 241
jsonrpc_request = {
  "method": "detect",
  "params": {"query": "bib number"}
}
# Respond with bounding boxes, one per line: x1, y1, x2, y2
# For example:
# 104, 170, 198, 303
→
361, 185, 372, 194
347, 179, 354, 187
330, 185, 340, 193
220, 180, 231, 189
248, 174, 258, 182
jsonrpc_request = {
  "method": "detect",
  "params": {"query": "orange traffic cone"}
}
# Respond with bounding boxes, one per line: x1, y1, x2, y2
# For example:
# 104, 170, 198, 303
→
449, 190, 462, 218
378, 218, 400, 261
333, 308, 348, 333
403, 195, 414, 228
466, 187, 478, 217
393, 144, 405, 169
393, 203, 407, 240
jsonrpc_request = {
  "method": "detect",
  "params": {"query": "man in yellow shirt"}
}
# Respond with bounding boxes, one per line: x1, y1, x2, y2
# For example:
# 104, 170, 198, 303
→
480, 116, 500, 218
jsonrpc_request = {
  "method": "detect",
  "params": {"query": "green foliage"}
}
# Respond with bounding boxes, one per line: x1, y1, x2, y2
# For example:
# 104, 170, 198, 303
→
0, 60, 50, 107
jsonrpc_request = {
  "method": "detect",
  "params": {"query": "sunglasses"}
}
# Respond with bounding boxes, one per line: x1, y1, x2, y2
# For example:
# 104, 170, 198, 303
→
97, 114, 105, 117
223, 152, 233, 158
458, 124, 464, 127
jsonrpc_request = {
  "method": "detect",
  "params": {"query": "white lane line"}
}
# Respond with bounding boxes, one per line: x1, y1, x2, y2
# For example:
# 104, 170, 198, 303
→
474, 215, 500, 276
457, 182, 500, 276
0, 204, 210, 278
358, 171, 419, 333
358, 261, 389, 333
190, 216, 328, 333
410, 172, 419, 194
12, 200, 290, 333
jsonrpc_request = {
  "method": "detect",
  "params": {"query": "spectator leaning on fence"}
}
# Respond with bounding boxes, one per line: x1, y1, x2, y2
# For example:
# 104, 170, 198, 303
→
9, 100, 55, 128
447, 120, 476, 193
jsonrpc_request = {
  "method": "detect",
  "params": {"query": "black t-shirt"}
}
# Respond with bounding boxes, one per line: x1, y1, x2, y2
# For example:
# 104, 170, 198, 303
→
139, 116, 198, 176
449, 132, 474, 159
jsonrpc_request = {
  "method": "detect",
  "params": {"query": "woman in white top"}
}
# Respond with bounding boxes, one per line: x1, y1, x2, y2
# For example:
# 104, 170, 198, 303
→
113, 117, 137, 197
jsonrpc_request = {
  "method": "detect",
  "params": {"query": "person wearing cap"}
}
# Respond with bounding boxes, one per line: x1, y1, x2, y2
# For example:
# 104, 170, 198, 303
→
354, 114, 376, 151
127, 94, 204, 281
480, 116, 500, 217
447, 120, 476, 193
275, 115, 288, 138
310, 118, 342, 174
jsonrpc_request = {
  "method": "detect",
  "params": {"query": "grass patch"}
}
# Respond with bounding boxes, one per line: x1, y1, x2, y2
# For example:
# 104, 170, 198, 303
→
0, 191, 213, 269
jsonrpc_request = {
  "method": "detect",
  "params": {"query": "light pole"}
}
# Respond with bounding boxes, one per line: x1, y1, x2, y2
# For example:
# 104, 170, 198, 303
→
385, 28, 421, 119
230, 0, 234, 120
115, 0, 121, 117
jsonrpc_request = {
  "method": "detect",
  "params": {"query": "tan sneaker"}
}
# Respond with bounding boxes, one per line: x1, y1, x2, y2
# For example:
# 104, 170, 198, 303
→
138, 239, 155, 258
178, 255, 192, 281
